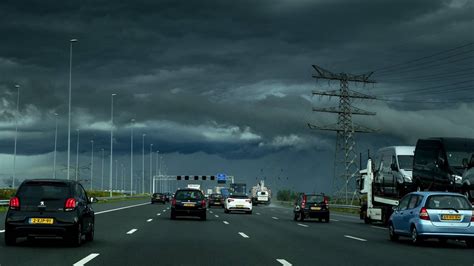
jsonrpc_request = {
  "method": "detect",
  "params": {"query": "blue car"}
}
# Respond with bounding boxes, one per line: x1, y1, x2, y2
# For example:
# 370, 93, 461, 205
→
388, 191, 474, 247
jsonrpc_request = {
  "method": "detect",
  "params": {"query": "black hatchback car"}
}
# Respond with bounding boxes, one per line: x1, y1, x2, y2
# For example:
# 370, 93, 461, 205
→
151, 193, 166, 204
4, 179, 96, 246
170, 189, 207, 220
208, 193, 224, 208
293, 193, 330, 222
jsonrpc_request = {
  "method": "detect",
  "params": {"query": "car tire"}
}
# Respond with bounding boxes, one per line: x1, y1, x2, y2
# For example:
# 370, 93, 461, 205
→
299, 213, 305, 221
247, 211, 252, 215
411, 226, 422, 245
85, 223, 94, 242
318, 218, 322, 222
170, 210, 176, 220
466, 239, 474, 248
69, 223, 82, 247
293, 213, 298, 221
224, 208, 229, 214
4, 230, 16, 246
325, 216, 330, 223
388, 223, 398, 241
201, 213, 207, 221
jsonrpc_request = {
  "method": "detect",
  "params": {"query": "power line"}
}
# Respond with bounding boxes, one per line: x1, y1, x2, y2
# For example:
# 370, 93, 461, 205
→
379, 68, 474, 83
383, 81, 474, 96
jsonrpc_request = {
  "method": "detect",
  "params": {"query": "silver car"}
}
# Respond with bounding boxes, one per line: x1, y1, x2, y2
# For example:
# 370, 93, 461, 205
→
388, 191, 474, 247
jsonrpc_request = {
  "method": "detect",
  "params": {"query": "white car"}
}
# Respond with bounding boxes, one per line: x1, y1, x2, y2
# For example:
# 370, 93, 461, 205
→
224, 194, 252, 214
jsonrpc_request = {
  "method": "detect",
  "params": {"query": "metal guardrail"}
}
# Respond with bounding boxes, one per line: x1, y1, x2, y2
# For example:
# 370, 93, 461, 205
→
0, 195, 148, 207
330, 204, 360, 210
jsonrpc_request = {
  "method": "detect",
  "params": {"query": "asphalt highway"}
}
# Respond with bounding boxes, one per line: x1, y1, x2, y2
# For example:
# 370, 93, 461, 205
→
0, 200, 473, 266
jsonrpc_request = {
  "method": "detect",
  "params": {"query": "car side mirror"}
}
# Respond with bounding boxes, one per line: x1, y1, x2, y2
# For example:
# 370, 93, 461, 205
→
390, 163, 398, 171
90, 197, 99, 204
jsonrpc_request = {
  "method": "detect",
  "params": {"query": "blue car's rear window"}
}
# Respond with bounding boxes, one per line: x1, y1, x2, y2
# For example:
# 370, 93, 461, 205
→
425, 195, 472, 210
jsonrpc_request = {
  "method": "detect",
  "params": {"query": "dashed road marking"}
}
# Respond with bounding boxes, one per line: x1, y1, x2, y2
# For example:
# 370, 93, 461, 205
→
272, 217, 279, 220
162, 210, 166, 212
126, 229, 138, 235
0, 229, 5, 233
210, 211, 213, 214
256, 213, 261, 215
147, 219, 153, 222
238, 232, 250, 238
95, 202, 150, 215
215, 215, 219, 218
297, 223, 309, 228
223, 221, 229, 225
331, 219, 340, 222
371, 226, 387, 230
73, 253, 100, 266
157, 213, 161, 216
276, 259, 292, 266
344, 235, 367, 242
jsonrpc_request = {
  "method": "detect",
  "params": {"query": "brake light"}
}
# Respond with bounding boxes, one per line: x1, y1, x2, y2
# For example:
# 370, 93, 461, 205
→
228, 199, 234, 203
171, 198, 176, 206
324, 196, 329, 205
201, 200, 207, 208
471, 210, 474, 222
9, 197, 20, 209
65, 198, 76, 211
301, 195, 307, 209
419, 207, 430, 220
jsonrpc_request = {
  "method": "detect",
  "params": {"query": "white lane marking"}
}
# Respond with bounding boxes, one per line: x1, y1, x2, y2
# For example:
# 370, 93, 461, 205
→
73, 253, 100, 266
126, 229, 138, 235
147, 219, 153, 222
297, 223, 309, 228
344, 235, 367, 242
223, 221, 229, 225
238, 232, 250, 238
276, 259, 292, 266
272, 216, 279, 220
210, 211, 213, 214
371, 226, 387, 230
331, 219, 340, 222
167, 207, 170, 210
256, 213, 261, 215
95, 202, 149, 215
215, 215, 219, 218
162, 209, 166, 212
157, 213, 161, 216
0, 229, 5, 233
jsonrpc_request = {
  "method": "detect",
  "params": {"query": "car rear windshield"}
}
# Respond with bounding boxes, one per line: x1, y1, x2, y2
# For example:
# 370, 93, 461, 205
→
175, 190, 204, 200
425, 195, 472, 210
230, 194, 248, 199
17, 182, 70, 201
306, 195, 324, 202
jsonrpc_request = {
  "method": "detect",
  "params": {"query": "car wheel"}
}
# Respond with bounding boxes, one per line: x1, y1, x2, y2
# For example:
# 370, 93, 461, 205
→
325, 216, 330, 223
293, 213, 298, 221
69, 223, 82, 247
224, 208, 229, 214
85, 223, 94, 242
247, 211, 252, 215
318, 218, 322, 222
388, 223, 398, 241
4, 230, 16, 246
299, 213, 305, 221
438, 238, 447, 245
201, 213, 207, 221
466, 239, 474, 248
170, 210, 176, 220
411, 226, 422, 245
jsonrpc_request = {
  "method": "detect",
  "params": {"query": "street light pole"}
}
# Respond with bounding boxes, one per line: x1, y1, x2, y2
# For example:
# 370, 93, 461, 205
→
115, 159, 118, 190
53, 113, 58, 179
156, 150, 159, 192
149, 143, 153, 194
142, 133, 146, 194
90, 140, 94, 190
67, 38, 78, 180
75, 129, 80, 181
121, 163, 125, 191
101, 148, 104, 190
12, 84, 20, 188
130, 119, 135, 195
109, 93, 117, 197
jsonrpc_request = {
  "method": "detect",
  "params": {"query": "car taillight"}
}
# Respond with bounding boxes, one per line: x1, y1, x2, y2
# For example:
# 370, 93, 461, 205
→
301, 195, 307, 209
471, 210, 474, 222
228, 199, 234, 203
419, 207, 430, 220
324, 197, 329, 205
201, 200, 206, 208
9, 197, 20, 209
171, 198, 176, 206
65, 198, 76, 211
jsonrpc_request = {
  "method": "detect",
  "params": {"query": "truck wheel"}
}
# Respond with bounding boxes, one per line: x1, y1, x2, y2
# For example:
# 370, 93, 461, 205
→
388, 223, 398, 241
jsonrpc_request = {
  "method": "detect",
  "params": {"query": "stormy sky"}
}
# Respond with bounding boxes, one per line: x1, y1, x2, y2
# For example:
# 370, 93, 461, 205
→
0, 0, 473, 193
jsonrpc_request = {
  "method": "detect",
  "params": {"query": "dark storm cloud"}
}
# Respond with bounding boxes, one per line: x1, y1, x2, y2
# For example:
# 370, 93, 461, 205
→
0, 0, 472, 160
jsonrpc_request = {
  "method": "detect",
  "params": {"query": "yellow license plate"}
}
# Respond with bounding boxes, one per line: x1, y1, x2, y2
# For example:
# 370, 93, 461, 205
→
183, 203, 195, 207
441, 214, 461, 221
29, 218, 54, 224
311, 207, 321, 211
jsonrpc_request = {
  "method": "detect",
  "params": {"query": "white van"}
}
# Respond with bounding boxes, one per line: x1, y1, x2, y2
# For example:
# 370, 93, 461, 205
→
373, 146, 415, 196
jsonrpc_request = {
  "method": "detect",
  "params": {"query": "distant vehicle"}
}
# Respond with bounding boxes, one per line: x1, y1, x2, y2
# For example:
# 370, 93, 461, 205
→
229, 183, 247, 194
164, 192, 172, 202
412, 138, 474, 197
373, 146, 415, 197
224, 194, 252, 214
151, 193, 166, 204
251, 180, 271, 205
187, 184, 201, 190
388, 191, 474, 247
208, 194, 224, 208
293, 193, 329, 222
4, 179, 96, 246
171, 189, 207, 220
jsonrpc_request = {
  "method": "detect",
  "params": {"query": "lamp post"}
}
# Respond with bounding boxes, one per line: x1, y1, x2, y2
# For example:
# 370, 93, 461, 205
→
90, 140, 94, 190
67, 38, 78, 180
53, 113, 58, 179
115, 159, 118, 190
75, 129, 80, 181
12, 84, 20, 188
142, 133, 146, 194
149, 143, 153, 194
156, 150, 159, 192
130, 119, 135, 195
109, 93, 117, 197
101, 148, 105, 190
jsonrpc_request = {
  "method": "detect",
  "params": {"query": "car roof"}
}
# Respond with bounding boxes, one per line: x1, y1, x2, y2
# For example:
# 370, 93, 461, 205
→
22, 179, 76, 185
408, 191, 466, 197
